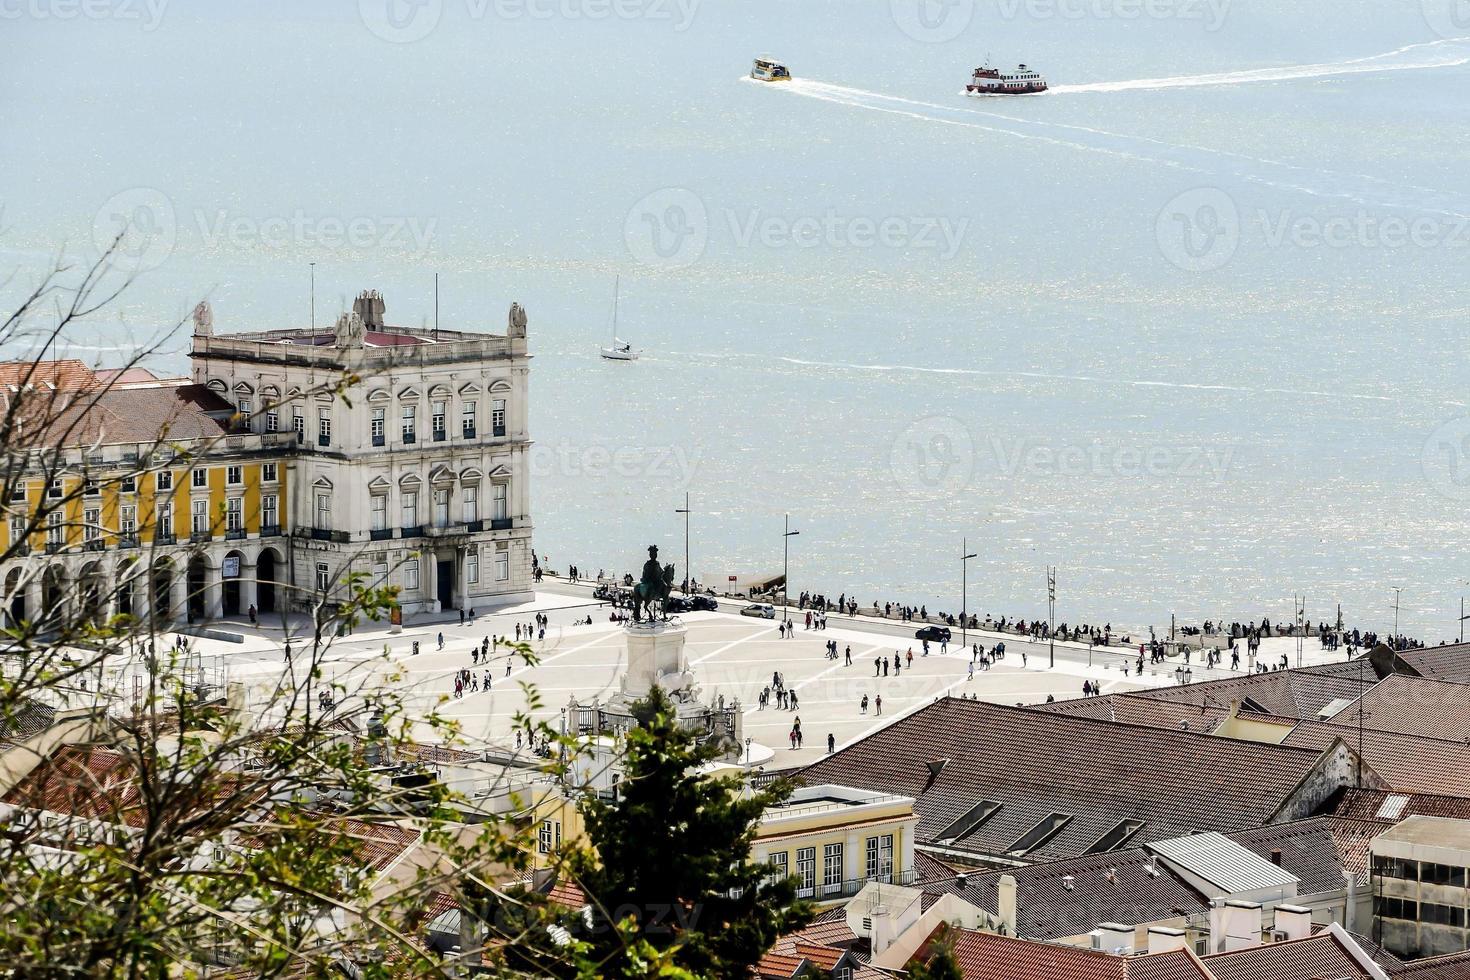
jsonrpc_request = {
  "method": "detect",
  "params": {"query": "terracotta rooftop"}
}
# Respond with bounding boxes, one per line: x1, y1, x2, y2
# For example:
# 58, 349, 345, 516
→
1277, 720, 1470, 796
1332, 788, 1470, 823
1390, 948, 1470, 978
1200, 928, 1379, 980
1322, 674, 1470, 741
796, 699, 1341, 862
19, 381, 233, 448
1376, 641, 1470, 684
1225, 816, 1381, 890
927, 926, 1211, 980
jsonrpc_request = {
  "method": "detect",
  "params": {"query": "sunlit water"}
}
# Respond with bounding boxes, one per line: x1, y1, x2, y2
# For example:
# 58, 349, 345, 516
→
3, 0, 1469, 636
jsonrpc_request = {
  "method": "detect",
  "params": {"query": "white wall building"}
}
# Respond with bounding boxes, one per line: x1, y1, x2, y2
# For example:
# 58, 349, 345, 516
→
189, 290, 534, 615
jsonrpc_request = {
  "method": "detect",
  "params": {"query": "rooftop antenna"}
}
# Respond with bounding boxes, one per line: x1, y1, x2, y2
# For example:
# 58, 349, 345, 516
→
309, 262, 316, 332
433, 273, 439, 341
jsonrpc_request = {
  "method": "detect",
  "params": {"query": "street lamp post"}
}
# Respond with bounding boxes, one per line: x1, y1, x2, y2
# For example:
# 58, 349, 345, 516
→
782, 515, 799, 626
1047, 566, 1057, 670
675, 493, 691, 594
1391, 587, 1403, 639
960, 538, 977, 649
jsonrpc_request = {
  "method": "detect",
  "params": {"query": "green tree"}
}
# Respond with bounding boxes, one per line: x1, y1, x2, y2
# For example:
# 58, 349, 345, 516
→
496, 687, 811, 978
906, 928, 965, 980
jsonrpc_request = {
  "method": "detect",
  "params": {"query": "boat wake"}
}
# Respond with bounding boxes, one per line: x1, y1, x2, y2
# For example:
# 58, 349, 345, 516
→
1049, 37, 1470, 93
756, 66, 1470, 219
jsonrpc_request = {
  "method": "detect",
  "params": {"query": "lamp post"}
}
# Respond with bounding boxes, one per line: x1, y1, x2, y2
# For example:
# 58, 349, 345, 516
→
1047, 566, 1057, 670
960, 538, 977, 649
782, 515, 799, 625
1391, 587, 1402, 639
675, 492, 691, 594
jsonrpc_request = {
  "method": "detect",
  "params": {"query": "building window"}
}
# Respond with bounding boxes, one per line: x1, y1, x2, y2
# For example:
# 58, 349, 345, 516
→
1375, 858, 1419, 881
226, 465, 242, 486
261, 494, 277, 530
404, 559, 420, 591
866, 835, 893, 883
9, 515, 25, 548
402, 405, 416, 443
492, 398, 506, 437
156, 471, 172, 491
434, 488, 450, 528
431, 401, 446, 441
493, 482, 508, 520
192, 468, 208, 489
265, 409, 279, 432
495, 552, 509, 582
315, 492, 331, 530
768, 851, 789, 884
315, 562, 330, 592
401, 491, 418, 528
1420, 862, 1466, 887
463, 485, 478, 523
371, 407, 385, 447
317, 410, 332, 448
293, 412, 304, 443
119, 475, 136, 493
461, 401, 476, 438
83, 479, 100, 497
46, 511, 63, 545
48, 477, 63, 499
10, 481, 28, 503
191, 499, 208, 534
236, 399, 251, 426
823, 843, 844, 893
158, 504, 173, 538
120, 505, 136, 536
262, 463, 277, 483
371, 494, 387, 531
467, 552, 479, 584
538, 819, 562, 854
1375, 896, 1419, 921
84, 508, 100, 542
795, 847, 816, 896
226, 496, 243, 532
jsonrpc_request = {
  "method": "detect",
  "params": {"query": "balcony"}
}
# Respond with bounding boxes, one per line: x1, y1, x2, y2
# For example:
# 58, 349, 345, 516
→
369, 528, 393, 541
400, 525, 424, 539
45, 541, 65, 555
310, 527, 350, 543
465, 520, 483, 533
492, 425, 506, 438
317, 434, 331, 448
792, 868, 918, 902
490, 517, 513, 531
259, 524, 280, 538
426, 523, 466, 538
372, 435, 385, 448
117, 534, 139, 550
191, 531, 212, 544
155, 532, 176, 546
83, 539, 104, 552
225, 528, 246, 541
9, 544, 29, 557
432, 428, 446, 442
402, 432, 416, 445
462, 426, 476, 440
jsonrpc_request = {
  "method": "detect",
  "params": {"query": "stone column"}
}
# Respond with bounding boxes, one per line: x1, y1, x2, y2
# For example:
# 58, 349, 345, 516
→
424, 556, 438, 613
205, 563, 223, 620
169, 569, 188, 626
240, 565, 258, 618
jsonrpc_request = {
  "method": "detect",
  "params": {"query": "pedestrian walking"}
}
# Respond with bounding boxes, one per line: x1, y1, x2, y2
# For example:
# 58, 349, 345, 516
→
437, 632, 444, 651
875, 694, 882, 715
827, 733, 835, 754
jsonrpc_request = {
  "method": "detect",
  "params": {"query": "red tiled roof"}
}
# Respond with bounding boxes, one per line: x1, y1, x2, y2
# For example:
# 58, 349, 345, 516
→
546, 878, 587, 910
796, 699, 1337, 862
1382, 642, 1470, 684
1201, 931, 1376, 980
1226, 816, 1382, 890
1333, 788, 1470, 823
1391, 949, 1470, 979
0, 359, 100, 391
929, 926, 1210, 980
754, 951, 808, 978
1323, 674, 1470, 741
1278, 720, 1470, 796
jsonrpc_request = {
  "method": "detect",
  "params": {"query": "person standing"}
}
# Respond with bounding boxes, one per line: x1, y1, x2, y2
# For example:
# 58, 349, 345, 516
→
875, 694, 882, 715
827, 733, 835, 754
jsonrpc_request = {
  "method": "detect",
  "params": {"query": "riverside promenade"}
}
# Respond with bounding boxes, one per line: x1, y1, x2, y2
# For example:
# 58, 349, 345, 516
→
160, 581, 1355, 768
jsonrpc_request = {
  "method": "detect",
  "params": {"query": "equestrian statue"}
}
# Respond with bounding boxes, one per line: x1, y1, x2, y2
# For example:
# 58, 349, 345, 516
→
631, 544, 676, 623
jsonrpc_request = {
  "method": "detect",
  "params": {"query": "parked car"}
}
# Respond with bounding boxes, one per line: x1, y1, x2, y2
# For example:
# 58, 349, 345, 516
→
915, 625, 951, 643
688, 595, 719, 611
592, 583, 614, 600
741, 603, 776, 619
666, 595, 721, 614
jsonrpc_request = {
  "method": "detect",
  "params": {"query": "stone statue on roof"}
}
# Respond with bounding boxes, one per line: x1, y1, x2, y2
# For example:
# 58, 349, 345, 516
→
334, 310, 366, 349
192, 301, 213, 336
507, 302, 527, 338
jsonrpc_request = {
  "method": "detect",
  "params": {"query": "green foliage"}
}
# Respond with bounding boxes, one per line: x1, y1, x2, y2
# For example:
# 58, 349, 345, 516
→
905, 929, 965, 980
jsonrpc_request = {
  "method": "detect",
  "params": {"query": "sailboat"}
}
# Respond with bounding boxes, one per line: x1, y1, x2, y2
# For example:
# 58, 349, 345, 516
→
600, 277, 640, 361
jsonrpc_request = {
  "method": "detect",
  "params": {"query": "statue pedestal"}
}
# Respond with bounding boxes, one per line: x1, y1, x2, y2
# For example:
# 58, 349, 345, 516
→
617, 619, 700, 706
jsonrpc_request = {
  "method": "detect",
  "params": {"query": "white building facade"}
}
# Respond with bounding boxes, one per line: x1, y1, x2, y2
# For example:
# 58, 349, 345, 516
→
189, 290, 535, 616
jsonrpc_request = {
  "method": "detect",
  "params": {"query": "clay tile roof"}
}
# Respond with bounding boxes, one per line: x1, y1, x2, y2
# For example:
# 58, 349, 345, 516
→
1386, 642, 1470, 684
1225, 817, 1374, 892
754, 951, 808, 978
1391, 949, 1470, 979
546, 878, 587, 910
933, 927, 1210, 980
793, 942, 843, 970
19, 382, 232, 448
2, 744, 143, 824
1323, 675, 1470, 741
1278, 721, 1470, 797
1333, 788, 1470, 823
1120, 668, 1376, 721
1201, 931, 1376, 980
796, 699, 1334, 862
0, 359, 99, 391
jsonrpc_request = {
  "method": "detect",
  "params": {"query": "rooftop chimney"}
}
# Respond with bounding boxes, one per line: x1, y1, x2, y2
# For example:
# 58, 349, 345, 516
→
1061, 875, 1075, 891
1105, 867, 1117, 884
1147, 926, 1188, 954
1269, 848, 1282, 865
353, 289, 386, 330
1273, 904, 1312, 941
998, 874, 1017, 936
1094, 922, 1134, 955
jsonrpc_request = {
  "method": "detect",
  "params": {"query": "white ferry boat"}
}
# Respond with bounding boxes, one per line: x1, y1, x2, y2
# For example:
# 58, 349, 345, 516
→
966, 63, 1047, 95
751, 57, 791, 82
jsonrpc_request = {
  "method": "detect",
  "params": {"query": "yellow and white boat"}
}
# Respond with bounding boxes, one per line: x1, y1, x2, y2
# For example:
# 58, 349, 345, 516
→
751, 58, 791, 82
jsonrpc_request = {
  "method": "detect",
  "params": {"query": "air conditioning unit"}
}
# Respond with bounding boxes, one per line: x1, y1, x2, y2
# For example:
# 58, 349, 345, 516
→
1270, 929, 1289, 942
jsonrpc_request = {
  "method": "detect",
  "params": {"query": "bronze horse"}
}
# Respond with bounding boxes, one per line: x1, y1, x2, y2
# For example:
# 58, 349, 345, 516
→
632, 563, 676, 622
